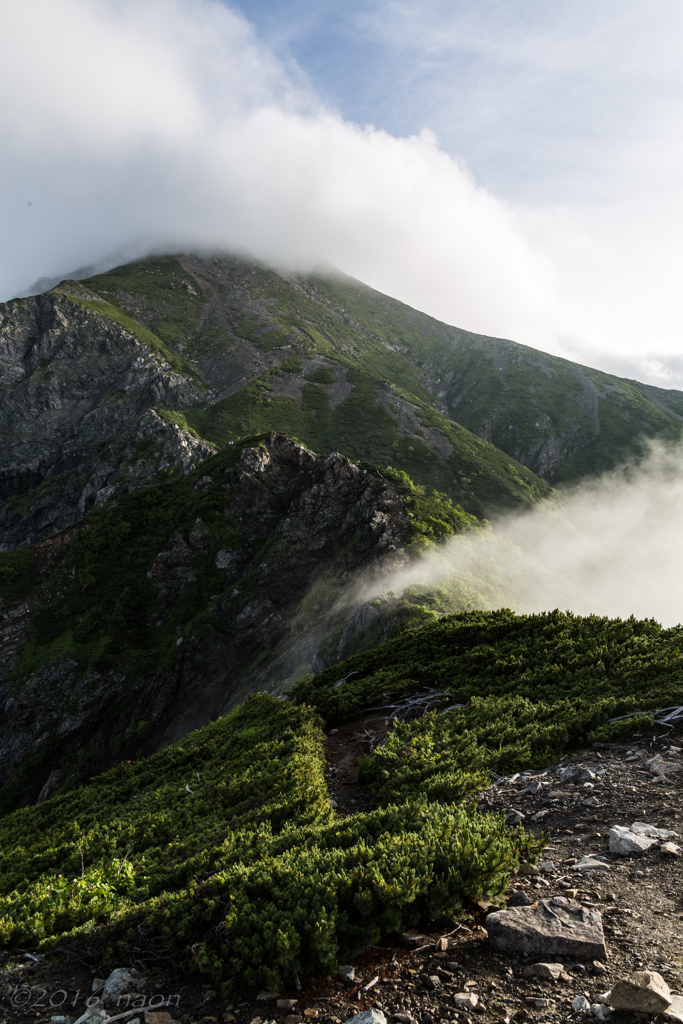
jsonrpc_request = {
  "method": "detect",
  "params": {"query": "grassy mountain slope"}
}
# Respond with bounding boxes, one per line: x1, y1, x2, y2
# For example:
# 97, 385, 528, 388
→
296, 272, 683, 484
80, 253, 683, 488
2, 606, 680, 987
66, 254, 552, 517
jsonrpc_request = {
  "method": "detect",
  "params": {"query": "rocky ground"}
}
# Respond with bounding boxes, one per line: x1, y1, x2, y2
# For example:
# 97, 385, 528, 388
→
1, 729, 682, 1024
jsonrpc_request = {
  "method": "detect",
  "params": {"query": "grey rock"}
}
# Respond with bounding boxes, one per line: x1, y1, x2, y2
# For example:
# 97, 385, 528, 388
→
572, 995, 591, 1011
508, 890, 532, 907
343, 1011, 387, 1024
487, 896, 607, 959
399, 932, 432, 948
608, 970, 671, 1014
37, 768, 66, 803
101, 967, 145, 1008
72, 1009, 109, 1024
516, 860, 540, 876
560, 767, 596, 783
661, 841, 682, 856
573, 856, 611, 873
453, 993, 478, 1009
424, 976, 442, 991
630, 821, 678, 839
609, 825, 658, 855
590, 1005, 614, 1021
0, 285, 215, 552
525, 997, 552, 1009
522, 963, 569, 982
215, 549, 240, 570
505, 808, 525, 826
257, 991, 278, 1002
50, 1017, 72, 1024
664, 993, 683, 1023
593, 961, 607, 974
277, 999, 299, 1010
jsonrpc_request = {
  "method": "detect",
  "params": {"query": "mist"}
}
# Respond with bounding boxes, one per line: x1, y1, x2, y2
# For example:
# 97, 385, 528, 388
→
376, 442, 683, 628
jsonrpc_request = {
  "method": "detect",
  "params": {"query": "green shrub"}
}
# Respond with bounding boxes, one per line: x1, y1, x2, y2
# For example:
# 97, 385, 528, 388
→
0, 692, 541, 990
0, 546, 35, 602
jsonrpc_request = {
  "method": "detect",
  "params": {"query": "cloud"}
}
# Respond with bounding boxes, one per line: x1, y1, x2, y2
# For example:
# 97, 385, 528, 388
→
2, 0, 683, 388
377, 440, 683, 628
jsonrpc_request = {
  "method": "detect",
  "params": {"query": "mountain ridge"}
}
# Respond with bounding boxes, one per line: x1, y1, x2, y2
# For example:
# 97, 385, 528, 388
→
68, 251, 683, 484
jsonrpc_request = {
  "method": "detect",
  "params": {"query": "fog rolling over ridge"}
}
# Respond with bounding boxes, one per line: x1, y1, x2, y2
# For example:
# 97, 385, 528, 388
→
379, 442, 683, 628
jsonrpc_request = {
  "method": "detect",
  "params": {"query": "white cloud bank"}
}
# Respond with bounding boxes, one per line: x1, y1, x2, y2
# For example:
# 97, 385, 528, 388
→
1, 0, 683, 387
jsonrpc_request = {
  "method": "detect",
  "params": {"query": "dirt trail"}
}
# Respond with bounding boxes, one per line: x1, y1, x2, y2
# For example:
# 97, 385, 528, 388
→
324, 714, 389, 815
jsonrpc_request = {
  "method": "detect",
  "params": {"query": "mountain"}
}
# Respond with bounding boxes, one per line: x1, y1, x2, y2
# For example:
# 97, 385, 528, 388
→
4, 251, 683, 553
3, 249, 683, 805
3, 250, 683, 996
65, 251, 683, 486
0, 255, 555, 549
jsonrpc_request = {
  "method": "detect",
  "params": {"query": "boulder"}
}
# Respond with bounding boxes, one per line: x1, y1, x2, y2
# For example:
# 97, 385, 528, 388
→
608, 825, 658, 855
487, 897, 606, 959
608, 970, 672, 1014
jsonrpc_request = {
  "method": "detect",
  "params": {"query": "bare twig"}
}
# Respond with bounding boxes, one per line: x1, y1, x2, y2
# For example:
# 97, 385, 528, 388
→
608, 704, 683, 729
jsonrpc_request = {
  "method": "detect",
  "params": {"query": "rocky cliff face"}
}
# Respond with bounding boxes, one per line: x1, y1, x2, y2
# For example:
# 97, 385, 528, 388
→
0, 434, 409, 810
0, 289, 214, 548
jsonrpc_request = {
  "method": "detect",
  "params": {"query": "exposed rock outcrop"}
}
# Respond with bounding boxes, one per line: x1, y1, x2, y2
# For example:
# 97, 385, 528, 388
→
0, 434, 409, 809
0, 290, 214, 548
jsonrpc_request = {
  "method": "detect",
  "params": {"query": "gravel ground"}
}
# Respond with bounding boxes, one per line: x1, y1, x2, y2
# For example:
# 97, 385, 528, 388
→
2, 730, 682, 1024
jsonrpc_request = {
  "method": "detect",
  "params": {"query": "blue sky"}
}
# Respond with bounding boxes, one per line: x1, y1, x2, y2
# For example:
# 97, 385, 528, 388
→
2, 0, 683, 386
227, 0, 683, 204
